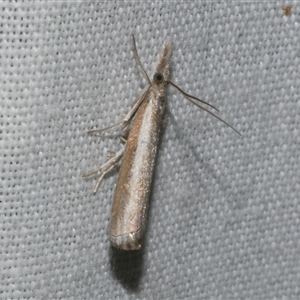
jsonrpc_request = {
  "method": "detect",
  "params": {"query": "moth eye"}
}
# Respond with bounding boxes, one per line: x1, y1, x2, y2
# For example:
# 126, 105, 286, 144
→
153, 72, 164, 83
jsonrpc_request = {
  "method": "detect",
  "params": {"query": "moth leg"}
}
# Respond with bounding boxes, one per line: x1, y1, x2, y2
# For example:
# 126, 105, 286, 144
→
83, 148, 125, 194
87, 85, 151, 135
87, 120, 125, 135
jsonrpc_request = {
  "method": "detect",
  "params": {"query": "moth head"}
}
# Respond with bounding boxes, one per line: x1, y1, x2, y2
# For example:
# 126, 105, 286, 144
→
153, 72, 165, 84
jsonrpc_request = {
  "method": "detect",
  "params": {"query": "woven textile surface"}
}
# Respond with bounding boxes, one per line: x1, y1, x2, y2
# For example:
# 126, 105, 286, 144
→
1, 2, 300, 299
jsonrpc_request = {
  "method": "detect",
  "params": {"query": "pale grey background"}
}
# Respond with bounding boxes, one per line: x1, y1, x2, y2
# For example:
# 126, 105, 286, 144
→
1, 2, 299, 299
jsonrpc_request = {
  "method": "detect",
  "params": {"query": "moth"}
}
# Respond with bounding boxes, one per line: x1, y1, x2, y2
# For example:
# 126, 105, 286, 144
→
84, 36, 240, 250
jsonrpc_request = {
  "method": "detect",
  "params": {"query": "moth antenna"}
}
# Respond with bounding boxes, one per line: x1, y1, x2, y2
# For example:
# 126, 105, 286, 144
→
132, 35, 151, 85
168, 80, 219, 112
168, 80, 241, 136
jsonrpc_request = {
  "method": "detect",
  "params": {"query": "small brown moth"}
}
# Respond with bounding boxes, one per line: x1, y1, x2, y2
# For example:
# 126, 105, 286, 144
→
283, 6, 292, 16
84, 36, 240, 250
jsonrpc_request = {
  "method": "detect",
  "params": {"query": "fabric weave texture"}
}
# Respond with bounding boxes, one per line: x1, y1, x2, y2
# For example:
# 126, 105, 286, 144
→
1, 2, 299, 299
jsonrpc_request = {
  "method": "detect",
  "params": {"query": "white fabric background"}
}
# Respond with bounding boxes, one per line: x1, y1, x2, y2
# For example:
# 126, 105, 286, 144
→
1, 2, 299, 299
